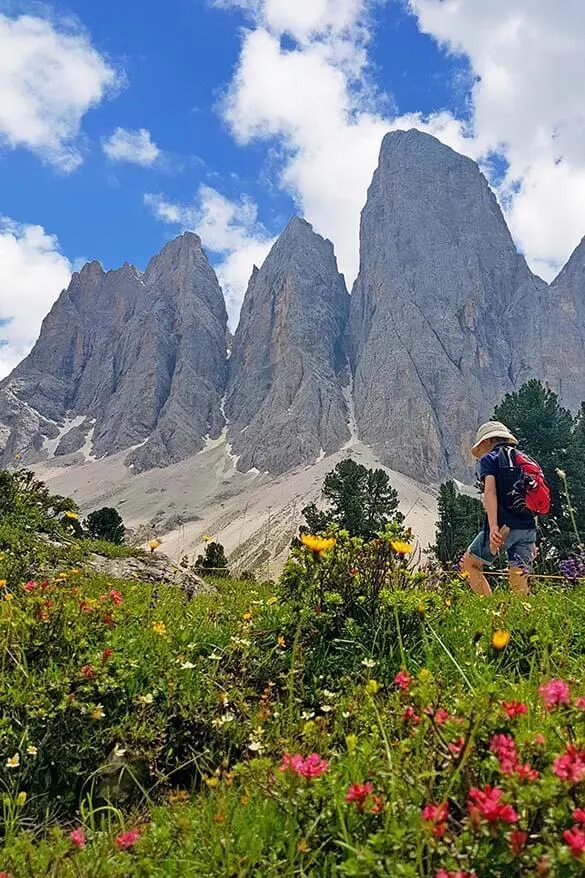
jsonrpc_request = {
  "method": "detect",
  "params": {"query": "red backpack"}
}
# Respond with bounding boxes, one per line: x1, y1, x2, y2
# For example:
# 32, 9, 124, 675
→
496, 446, 551, 516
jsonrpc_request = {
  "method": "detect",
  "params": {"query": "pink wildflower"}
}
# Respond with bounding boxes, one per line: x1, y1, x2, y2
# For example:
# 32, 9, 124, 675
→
69, 828, 86, 849
575, 697, 585, 710
422, 802, 449, 838
564, 826, 585, 859
79, 600, 94, 613
467, 786, 518, 825
280, 752, 328, 779
109, 589, 123, 606
502, 700, 528, 719
515, 763, 539, 782
534, 733, 546, 745
490, 734, 518, 775
448, 736, 465, 757
345, 782, 373, 811
81, 665, 94, 679
539, 679, 570, 710
553, 745, 585, 783
395, 670, 412, 692
115, 827, 140, 850
510, 829, 528, 856
102, 648, 113, 663
23, 581, 38, 592
434, 708, 450, 725
574, 809, 585, 824
403, 706, 421, 724
436, 870, 477, 878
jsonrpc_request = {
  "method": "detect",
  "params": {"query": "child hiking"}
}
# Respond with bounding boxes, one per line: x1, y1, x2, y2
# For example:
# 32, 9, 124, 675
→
462, 421, 550, 597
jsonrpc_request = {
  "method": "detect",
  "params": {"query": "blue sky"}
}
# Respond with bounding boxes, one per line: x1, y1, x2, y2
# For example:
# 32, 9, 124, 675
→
1, 0, 584, 376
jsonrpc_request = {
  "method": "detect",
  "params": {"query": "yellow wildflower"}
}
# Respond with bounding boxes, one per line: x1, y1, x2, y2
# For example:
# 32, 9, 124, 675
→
390, 540, 413, 555
91, 705, 105, 720
298, 840, 309, 854
300, 533, 336, 555
4, 592, 13, 601
204, 776, 219, 788
365, 679, 380, 696
202, 534, 212, 543
0, 580, 7, 588
346, 734, 358, 754
266, 596, 278, 606
152, 620, 167, 637
16, 791, 27, 807
277, 636, 286, 648
419, 668, 431, 683
148, 539, 161, 553
6, 753, 20, 768
242, 611, 253, 622
26, 746, 38, 756
137, 693, 154, 705
303, 720, 316, 737
64, 511, 79, 520
492, 630, 511, 651
69, 568, 81, 575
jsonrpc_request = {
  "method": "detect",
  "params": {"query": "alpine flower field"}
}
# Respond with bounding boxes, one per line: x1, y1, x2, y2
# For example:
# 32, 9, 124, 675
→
3, 476, 585, 874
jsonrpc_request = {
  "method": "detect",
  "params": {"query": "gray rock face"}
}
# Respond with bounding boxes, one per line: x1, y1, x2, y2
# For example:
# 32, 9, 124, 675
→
348, 128, 583, 480
87, 551, 215, 600
0, 233, 228, 471
225, 217, 350, 473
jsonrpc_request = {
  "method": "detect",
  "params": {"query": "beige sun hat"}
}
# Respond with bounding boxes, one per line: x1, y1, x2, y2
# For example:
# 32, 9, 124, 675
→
471, 421, 518, 458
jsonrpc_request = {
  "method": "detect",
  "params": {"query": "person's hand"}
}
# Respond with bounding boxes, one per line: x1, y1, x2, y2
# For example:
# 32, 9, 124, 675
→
489, 526, 504, 553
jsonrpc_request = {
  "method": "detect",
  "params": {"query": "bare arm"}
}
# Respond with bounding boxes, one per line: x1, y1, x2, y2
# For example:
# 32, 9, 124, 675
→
484, 475, 503, 549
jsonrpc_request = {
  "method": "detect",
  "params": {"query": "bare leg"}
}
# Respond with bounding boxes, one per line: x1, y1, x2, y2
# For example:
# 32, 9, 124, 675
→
509, 567, 530, 596
462, 552, 492, 597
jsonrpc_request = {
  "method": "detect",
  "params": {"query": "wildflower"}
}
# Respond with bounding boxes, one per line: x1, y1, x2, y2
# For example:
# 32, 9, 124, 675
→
448, 736, 465, 757
422, 802, 449, 838
64, 511, 79, 520
436, 871, 477, 878
81, 665, 94, 679
534, 733, 546, 745
556, 468, 567, 479
418, 668, 431, 682
280, 752, 328, 778
346, 782, 373, 811
91, 705, 105, 720
502, 700, 528, 718
370, 794, 384, 814
467, 785, 518, 825
394, 669, 412, 692
180, 661, 196, 669
103, 611, 114, 627
15, 791, 27, 807
6, 753, 20, 768
345, 734, 358, 753
102, 648, 113, 663
202, 534, 212, 543
113, 745, 126, 758
69, 828, 86, 849
390, 540, 413, 555
300, 533, 336, 555
137, 693, 154, 705
242, 611, 253, 621
79, 600, 94, 613
574, 809, 585, 824
277, 636, 286, 648
116, 827, 140, 850
365, 679, 379, 696
564, 826, 585, 859
109, 589, 123, 606
0, 580, 6, 588
26, 746, 38, 756
539, 678, 570, 710
266, 596, 278, 606
403, 706, 420, 724
575, 697, 585, 710
434, 708, 450, 725
492, 630, 511, 650
509, 829, 528, 855
361, 658, 376, 668
152, 620, 167, 637
148, 539, 161, 553
515, 763, 539, 782
490, 734, 518, 775
553, 745, 585, 783
23, 581, 38, 592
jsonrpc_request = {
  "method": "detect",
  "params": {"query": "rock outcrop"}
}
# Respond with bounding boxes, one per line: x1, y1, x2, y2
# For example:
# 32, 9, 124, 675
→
225, 217, 350, 473
0, 233, 228, 472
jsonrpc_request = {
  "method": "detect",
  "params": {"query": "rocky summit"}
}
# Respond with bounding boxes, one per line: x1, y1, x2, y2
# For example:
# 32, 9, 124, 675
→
2, 129, 585, 483
225, 217, 350, 474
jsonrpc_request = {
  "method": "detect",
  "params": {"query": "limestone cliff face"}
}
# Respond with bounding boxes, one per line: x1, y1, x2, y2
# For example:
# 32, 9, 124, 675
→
225, 217, 350, 473
0, 233, 228, 471
349, 129, 558, 480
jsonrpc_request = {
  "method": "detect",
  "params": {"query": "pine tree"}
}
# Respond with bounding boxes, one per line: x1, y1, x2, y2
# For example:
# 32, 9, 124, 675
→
433, 481, 484, 567
195, 542, 230, 578
85, 507, 125, 545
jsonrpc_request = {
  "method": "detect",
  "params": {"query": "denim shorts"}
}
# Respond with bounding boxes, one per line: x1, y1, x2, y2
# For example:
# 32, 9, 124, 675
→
467, 528, 537, 571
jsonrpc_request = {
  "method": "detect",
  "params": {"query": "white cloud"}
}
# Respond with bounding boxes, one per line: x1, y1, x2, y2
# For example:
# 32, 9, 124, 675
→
409, 0, 585, 276
0, 219, 72, 378
145, 186, 275, 322
0, 13, 119, 171
102, 127, 160, 166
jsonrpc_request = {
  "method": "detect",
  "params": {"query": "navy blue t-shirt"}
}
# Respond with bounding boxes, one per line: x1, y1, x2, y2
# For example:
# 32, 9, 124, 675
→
479, 445, 536, 530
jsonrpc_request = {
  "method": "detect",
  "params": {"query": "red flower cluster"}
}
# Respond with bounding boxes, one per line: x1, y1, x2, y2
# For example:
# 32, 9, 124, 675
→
23, 580, 38, 592
448, 736, 465, 757
69, 828, 86, 849
563, 827, 585, 859
539, 679, 570, 710
81, 665, 94, 679
116, 827, 140, 850
502, 700, 528, 719
510, 829, 528, 856
280, 752, 329, 779
489, 734, 539, 781
395, 670, 412, 692
553, 745, 585, 783
436, 870, 477, 878
403, 706, 421, 724
346, 782, 373, 811
467, 786, 518, 826
102, 648, 113, 663
109, 589, 123, 606
422, 802, 449, 838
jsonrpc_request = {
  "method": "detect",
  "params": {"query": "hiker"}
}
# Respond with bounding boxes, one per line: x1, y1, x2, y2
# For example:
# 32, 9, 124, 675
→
462, 421, 550, 597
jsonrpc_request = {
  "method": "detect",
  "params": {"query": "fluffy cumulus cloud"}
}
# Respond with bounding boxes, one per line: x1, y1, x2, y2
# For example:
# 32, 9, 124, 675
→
0, 219, 72, 378
102, 127, 160, 166
145, 186, 275, 322
409, 0, 585, 277
0, 13, 119, 171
